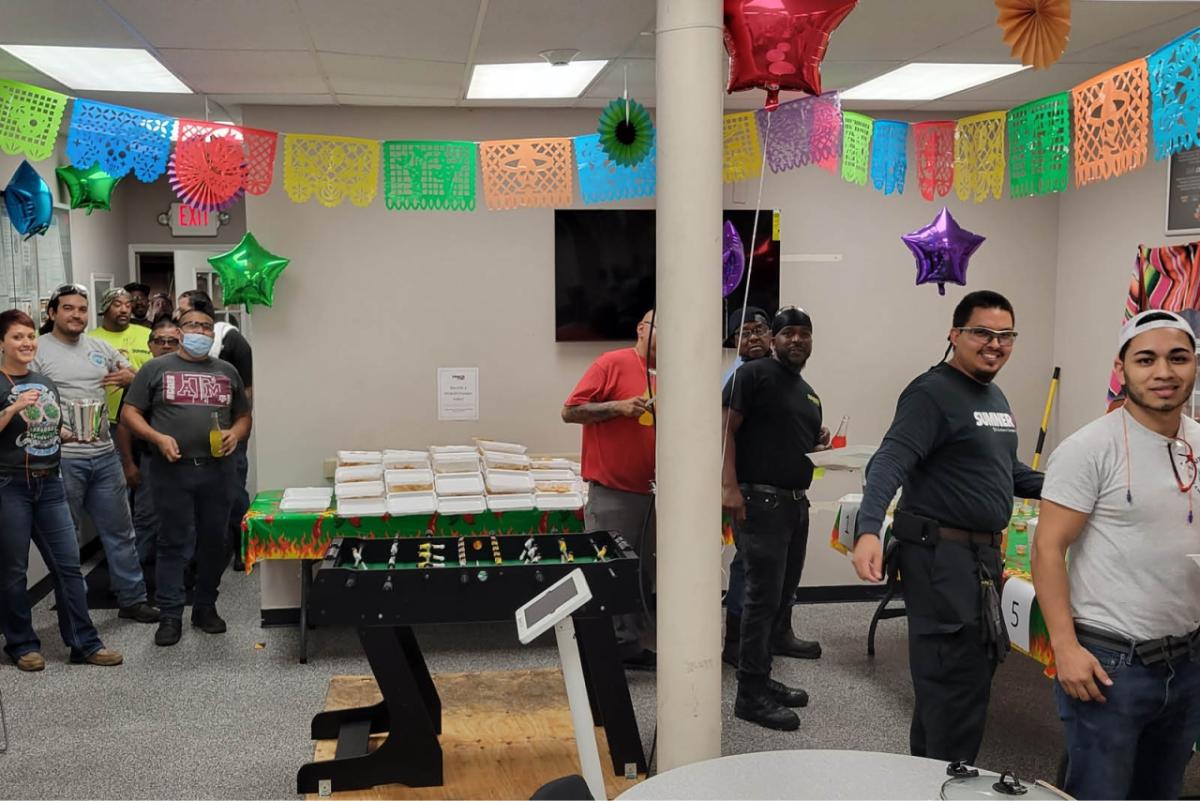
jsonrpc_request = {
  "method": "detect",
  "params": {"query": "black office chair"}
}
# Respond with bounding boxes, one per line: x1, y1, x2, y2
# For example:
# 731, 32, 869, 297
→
531, 774, 594, 800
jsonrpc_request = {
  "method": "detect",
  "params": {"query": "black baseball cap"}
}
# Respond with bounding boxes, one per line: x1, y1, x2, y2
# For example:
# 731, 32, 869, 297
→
725, 306, 770, 346
124, 281, 150, 295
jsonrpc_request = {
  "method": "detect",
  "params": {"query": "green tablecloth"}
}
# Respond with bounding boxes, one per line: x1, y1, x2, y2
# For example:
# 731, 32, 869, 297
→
242, 490, 586, 571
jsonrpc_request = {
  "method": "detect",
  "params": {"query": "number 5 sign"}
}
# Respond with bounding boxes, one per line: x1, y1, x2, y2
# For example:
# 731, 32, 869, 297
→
1001, 576, 1036, 652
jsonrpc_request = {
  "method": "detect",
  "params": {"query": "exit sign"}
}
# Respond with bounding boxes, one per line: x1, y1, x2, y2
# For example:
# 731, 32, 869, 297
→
168, 202, 220, 237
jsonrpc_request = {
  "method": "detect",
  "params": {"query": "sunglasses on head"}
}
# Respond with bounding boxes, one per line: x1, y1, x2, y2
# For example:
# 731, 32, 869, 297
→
49, 283, 88, 302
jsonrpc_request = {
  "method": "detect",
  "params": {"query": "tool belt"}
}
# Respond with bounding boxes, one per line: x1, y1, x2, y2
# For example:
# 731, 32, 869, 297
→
1076, 622, 1200, 667
739, 483, 807, 502
892, 509, 1009, 662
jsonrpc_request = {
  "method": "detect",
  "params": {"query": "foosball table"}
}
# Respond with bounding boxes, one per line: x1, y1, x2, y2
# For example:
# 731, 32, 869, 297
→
295, 530, 647, 795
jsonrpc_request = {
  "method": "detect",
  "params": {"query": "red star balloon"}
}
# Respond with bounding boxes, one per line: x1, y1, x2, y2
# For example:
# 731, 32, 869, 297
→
724, 0, 859, 109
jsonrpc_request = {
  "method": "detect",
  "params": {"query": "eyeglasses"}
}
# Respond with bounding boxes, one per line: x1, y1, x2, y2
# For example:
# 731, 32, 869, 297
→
179, 321, 214, 333
957, 327, 1019, 346
1169, 438, 1197, 493
740, 324, 771, 339
149, 337, 180, 347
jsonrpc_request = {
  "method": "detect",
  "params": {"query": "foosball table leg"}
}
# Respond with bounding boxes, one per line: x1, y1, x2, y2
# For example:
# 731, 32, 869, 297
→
299, 559, 316, 664
296, 625, 444, 794
574, 615, 648, 779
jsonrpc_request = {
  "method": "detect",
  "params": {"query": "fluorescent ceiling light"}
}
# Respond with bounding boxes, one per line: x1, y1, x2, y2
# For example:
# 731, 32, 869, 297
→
467, 60, 608, 99
841, 63, 1028, 101
0, 45, 190, 93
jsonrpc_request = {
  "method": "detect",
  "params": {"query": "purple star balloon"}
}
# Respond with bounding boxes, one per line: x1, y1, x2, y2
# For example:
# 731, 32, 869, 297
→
723, 220, 745, 297
901, 207, 985, 296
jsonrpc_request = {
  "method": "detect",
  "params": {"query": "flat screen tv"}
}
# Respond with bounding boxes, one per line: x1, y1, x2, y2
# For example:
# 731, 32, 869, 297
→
554, 209, 780, 342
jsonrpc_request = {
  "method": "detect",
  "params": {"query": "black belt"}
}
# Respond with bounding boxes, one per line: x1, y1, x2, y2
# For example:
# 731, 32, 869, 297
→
2, 467, 58, 479
938, 527, 1002, 548
1076, 622, 1200, 666
740, 483, 807, 502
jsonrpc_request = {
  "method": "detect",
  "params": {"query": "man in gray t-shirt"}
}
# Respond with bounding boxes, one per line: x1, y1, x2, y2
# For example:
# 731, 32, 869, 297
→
31, 284, 157, 622
1033, 309, 1200, 801
122, 305, 252, 646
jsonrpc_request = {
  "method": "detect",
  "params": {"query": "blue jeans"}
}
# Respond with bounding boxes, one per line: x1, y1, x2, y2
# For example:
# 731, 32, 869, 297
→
150, 457, 234, 619
61, 449, 147, 607
0, 473, 104, 661
1057, 641, 1200, 800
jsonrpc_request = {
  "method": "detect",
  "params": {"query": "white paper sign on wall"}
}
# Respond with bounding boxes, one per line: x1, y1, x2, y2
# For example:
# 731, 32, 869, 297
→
437, 367, 479, 421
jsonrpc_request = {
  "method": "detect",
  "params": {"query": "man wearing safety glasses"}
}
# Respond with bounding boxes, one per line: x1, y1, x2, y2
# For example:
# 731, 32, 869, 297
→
1033, 309, 1200, 800
852, 290, 1043, 763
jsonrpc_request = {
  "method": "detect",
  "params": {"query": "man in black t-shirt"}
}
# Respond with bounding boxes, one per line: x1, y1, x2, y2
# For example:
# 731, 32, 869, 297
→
852, 290, 1043, 763
721, 307, 828, 731
177, 290, 254, 571
123, 305, 252, 647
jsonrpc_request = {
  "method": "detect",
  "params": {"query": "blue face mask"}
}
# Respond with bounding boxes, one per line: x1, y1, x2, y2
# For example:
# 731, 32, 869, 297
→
181, 333, 213, 358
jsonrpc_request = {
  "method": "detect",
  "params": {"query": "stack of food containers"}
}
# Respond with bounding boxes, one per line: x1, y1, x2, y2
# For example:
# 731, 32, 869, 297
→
430, 445, 486, 515
530, 456, 584, 510
477, 439, 535, 511
334, 451, 385, 517
280, 486, 333, 513
383, 449, 436, 515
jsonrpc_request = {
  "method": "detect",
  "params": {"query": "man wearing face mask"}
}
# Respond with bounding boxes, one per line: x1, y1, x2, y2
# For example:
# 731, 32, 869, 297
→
176, 290, 254, 571
852, 290, 1043, 764
121, 306, 252, 646
721, 306, 827, 730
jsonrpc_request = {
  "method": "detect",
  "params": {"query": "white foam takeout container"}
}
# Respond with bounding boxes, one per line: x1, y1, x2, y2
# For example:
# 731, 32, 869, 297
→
484, 469, 535, 494
434, 472, 485, 496
386, 492, 437, 516
385, 468, 434, 493
535, 492, 583, 511
432, 452, 481, 474
334, 480, 385, 499
383, 449, 431, 469
486, 493, 535, 512
481, 450, 532, 471
336, 497, 387, 517
337, 450, 382, 465
474, 439, 528, 455
437, 495, 487, 515
334, 464, 383, 483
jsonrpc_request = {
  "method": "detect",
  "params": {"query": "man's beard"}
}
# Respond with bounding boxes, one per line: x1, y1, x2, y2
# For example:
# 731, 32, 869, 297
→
1126, 381, 1191, 413
777, 349, 808, 372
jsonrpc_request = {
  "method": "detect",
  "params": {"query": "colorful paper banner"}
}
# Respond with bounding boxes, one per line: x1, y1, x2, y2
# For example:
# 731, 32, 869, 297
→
723, 111, 762, 183
755, 92, 842, 173
1148, 27, 1200, 160
282, 133, 380, 207
66, 99, 174, 182
0, 80, 67, 162
1072, 59, 1150, 187
1007, 93, 1071, 198
954, 111, 1007, 202
382, 140, 476, 212
841, 111, 873, 186
913, 120, 955, 201
479, 137, 573, 211
178, 119, 278, 196
573, 133, 656, 204
870, 120, 908, 196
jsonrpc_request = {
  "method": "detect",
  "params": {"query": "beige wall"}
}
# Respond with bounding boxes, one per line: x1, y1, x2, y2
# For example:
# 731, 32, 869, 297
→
243, 105, 1061, 586
1051, 158, 1184, 448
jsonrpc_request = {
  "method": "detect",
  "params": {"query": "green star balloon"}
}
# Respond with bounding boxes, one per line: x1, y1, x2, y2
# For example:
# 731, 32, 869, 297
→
55, 162, 120, 214
207, 232, 290, 309
597, 97, 654, 167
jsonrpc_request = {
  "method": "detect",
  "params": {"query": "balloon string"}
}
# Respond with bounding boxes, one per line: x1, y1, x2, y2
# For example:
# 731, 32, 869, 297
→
624, 65, 630, 121
720, 110, 772, 471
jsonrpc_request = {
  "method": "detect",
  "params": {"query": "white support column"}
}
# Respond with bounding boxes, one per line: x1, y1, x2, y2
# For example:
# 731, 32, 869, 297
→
654, 0, 724, 771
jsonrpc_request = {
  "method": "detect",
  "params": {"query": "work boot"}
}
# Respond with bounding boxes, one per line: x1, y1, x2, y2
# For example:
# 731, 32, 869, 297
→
771, 615, 821, 659
191, 606, 227, 634
766, 678, 809, 708
15, 651, 45, 671
155, 618, 182, 646
118, 602, 161, 624
722, 610, 741, 668
734, 682, 800, 731
72, 648, 124, 666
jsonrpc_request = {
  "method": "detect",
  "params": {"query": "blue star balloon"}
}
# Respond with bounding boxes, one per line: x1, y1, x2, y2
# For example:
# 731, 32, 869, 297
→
3, 161, 53, 239
901, 207, 985, 295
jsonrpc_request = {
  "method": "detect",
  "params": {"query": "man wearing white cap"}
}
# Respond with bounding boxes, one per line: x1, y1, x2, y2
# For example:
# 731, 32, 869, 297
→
1033, 309, 1200, 800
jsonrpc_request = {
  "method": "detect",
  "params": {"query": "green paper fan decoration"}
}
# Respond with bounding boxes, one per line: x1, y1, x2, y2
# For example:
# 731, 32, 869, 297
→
597, 97, 654, 167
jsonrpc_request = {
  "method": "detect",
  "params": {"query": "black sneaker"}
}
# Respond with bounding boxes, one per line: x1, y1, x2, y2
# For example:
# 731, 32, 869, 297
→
191, 606, 227, 634
766, 678, 809, 708
734, 688, 800, 731
118, 602, 161, 623
621, 649, 657, 672
155, 618, 182, 647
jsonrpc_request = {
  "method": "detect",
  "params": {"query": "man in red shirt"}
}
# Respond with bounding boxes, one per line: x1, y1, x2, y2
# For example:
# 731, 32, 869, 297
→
563, 310, 657, 670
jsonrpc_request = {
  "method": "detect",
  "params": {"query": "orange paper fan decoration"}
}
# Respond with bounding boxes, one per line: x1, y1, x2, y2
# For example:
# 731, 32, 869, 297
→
995, 0, 1071, 70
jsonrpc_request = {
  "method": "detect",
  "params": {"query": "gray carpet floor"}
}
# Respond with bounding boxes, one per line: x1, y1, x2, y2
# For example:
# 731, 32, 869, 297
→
2, 568, 1198, 799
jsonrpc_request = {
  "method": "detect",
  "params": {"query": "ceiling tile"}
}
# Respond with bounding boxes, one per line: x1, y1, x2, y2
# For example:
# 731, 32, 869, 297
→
157, 48, 328, 94
822, 0, 996, 62
0, 0, 141, 47
581, 58, 653, 101
298, 0, 481, 62
335, 94, 456, 107
211, 92, 332, 107
942, 62, 1113, 104
106, 0, 312, 51
473, 0, 654, 62
322, 53, 464, 98
1063, 8, 1200, 64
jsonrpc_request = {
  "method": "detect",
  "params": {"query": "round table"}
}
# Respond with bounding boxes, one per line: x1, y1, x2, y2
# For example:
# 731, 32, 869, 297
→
616, 749, 1000, 800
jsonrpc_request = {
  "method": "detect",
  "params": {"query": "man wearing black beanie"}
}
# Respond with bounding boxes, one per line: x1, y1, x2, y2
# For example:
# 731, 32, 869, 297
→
721, 306, 828, 730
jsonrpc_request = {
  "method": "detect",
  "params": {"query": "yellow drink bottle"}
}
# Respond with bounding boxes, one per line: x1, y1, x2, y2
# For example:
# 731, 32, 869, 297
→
209, 412, 224, 458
